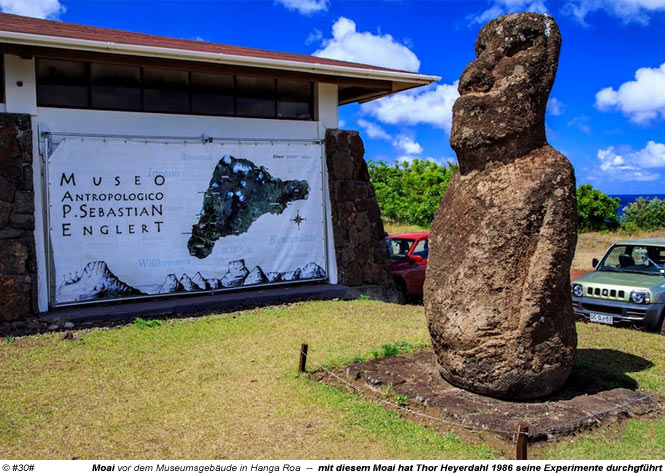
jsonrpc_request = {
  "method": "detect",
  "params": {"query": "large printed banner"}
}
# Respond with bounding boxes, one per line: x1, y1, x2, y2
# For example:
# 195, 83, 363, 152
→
47, 138, 327, 305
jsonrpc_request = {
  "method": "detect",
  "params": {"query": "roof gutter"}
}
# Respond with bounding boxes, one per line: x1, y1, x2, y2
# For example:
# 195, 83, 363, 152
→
0, 30, 441, 85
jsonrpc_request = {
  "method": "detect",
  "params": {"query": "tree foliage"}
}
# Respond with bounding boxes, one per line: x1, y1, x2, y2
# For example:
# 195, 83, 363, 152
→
576, 184, 620, 232
368, 164, 664, 234
368, 159, 458, 228
621, 197, 665, 231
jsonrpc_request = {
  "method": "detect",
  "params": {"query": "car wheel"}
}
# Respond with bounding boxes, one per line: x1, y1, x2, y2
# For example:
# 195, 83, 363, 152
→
659, 311, 665, 336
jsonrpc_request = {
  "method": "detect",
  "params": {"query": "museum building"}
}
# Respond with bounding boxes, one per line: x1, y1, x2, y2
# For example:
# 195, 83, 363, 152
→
0, 12, 437, 328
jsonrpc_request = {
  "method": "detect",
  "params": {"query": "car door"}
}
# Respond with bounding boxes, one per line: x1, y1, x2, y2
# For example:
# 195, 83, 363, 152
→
406, 238, 428, 294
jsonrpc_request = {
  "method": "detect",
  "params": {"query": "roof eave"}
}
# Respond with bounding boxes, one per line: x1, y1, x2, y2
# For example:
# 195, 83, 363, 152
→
342, 80, 435, 106
0, 30, 441, 89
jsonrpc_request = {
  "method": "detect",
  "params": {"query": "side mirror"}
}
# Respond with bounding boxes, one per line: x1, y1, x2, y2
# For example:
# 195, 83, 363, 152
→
592, 258, 599, 268
410, 255, 423, 263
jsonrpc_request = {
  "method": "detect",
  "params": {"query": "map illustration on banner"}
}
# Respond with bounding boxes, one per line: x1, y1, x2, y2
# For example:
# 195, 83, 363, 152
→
47, 138, 327, 305
188, 155, 310, 258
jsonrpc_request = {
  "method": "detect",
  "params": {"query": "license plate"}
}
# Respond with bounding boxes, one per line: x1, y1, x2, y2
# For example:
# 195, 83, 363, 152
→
589, 313, 613, 325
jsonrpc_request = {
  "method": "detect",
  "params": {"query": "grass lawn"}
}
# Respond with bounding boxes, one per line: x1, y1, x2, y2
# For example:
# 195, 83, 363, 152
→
1, 301, 663, 460
383, 221, 428, 236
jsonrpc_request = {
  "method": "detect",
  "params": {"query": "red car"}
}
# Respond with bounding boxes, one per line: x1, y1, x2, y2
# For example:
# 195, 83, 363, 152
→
385, 231, 429, 299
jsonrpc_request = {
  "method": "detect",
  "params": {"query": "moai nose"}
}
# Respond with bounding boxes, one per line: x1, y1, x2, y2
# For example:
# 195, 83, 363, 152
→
458, 60, 494, 94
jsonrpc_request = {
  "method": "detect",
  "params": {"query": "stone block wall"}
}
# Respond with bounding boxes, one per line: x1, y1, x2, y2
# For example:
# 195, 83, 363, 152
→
0, 113, 39, 335
325, 129, 399, 302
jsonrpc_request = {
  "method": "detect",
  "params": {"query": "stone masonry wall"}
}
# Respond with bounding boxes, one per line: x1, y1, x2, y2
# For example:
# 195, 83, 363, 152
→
325, 129, 399, 302
0, 113, 39, 335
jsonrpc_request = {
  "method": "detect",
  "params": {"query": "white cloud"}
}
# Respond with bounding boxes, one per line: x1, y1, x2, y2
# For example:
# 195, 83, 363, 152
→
547, 97, 564, 116
471, 0, 548, 25
275, 0, 327, 15
0, 0, 65, 19
567, 116, 592, 134
595, 61, 665, 125
313, 17, 420, 72
357, 119, 391, 140
393, 136, 423, 155
563, 0, 665, 24
635, 140, 665, 168
594, 141, 665, 182
305, 28, 323, 45
361, 82, 459, 132
471, 0, 665, 25
425, 155, 457, 166
338, 119, 347, 129
394, 154, 455, 166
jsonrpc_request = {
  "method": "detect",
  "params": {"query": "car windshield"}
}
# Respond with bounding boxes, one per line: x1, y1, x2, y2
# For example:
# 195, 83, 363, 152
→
598, 244, 665, 276
386, 238, 415, 259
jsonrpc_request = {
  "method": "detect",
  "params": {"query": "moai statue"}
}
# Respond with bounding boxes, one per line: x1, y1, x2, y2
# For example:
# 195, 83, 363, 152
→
424, 13, 578, 399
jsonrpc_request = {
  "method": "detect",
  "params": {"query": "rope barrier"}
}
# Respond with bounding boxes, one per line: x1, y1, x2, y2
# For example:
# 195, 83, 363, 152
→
302, 349, 516, 436
544, 388, 665, 433
309, 348, 377, 354
300, 345, 665, 441
309, 345, 424, 354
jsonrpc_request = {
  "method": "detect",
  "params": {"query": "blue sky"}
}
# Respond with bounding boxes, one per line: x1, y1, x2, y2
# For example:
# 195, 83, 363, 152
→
5, 0, 665, 194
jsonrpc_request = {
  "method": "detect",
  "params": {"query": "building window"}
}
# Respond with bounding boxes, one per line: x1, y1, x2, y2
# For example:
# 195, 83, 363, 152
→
277, 79, 313, 120
143, 68, 190, 114
191, 72, 234, 116
236, 76, 275, 118
36, 59, 89, 108
91, 63, 141, 111
35, 58, 315, 120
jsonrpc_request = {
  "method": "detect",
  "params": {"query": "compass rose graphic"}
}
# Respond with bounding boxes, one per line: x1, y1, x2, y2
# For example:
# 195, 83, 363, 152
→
291, 211, 306, 229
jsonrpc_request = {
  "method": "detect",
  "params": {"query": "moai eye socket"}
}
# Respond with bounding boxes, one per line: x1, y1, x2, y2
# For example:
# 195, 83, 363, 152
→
505, 28, 539, 57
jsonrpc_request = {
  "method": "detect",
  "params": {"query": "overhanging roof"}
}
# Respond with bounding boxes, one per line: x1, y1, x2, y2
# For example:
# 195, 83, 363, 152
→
0, 13, 440, 105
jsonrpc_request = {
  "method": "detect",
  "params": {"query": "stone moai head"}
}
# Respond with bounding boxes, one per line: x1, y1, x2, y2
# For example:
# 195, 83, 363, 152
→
450, 13, 561, 175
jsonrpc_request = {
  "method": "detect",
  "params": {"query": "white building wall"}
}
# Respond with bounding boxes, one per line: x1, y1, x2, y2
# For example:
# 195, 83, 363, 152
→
317, 83, 339, 287
2, 53, 340, 311
317, 83, 338, 130
4, 55, 37, 115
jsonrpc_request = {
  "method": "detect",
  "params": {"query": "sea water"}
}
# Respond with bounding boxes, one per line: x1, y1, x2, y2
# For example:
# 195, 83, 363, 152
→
610, 194, 665, 217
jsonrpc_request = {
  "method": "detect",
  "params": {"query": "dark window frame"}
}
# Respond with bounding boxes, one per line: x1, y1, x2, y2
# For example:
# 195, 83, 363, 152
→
35, 58, 315, 121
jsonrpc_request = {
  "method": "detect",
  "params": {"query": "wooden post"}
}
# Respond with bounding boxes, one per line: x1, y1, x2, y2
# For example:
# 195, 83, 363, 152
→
299, 343, 309, 373
515, 424, 528, 460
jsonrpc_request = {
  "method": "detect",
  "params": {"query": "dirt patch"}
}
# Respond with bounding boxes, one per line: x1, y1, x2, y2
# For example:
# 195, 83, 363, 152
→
316, 351, 661, 442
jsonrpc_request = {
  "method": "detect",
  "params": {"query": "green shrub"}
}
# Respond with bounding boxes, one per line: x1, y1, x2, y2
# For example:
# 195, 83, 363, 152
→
378, 341, 413, 358
576, 184, 620, 231
621, 197, 665, 231
133, 317, 164, 328
394, 394, 408, 407
381, 343, 401, 358
621, 221, 640, 235
368, 159, 458, 228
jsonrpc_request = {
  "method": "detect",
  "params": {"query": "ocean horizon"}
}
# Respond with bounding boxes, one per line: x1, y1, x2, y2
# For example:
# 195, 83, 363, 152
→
610, 194, 665, 217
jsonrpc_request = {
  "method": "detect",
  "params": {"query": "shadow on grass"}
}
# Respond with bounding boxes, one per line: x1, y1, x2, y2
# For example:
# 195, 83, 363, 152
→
553, 348, 654, 400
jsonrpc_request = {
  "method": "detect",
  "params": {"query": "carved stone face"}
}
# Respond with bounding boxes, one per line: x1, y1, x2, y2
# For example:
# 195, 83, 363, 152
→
449, 13, 561, 174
